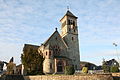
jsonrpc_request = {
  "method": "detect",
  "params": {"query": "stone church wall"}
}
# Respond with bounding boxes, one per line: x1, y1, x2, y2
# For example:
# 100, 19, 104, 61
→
0, 74, 113, 80
24, 74, 113, 80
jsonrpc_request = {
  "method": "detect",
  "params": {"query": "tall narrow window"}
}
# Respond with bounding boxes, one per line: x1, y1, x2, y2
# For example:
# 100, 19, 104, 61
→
70, 20, 73, 25
69, 28, 71, 31
74, 29, 75, 32
55, 37, 57, 40
73, 21, 75, 26
72, 37, 74, 41
68, 20, 70, 25
57, 61, 63, 72
49, 51, 51, 56
50, 63, 52, 69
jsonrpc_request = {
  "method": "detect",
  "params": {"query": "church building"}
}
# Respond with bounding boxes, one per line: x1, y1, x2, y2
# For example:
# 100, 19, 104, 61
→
38, 10, 80, 74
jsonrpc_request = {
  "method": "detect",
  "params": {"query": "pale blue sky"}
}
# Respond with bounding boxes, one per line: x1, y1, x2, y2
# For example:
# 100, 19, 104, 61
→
0, 0, 120, 65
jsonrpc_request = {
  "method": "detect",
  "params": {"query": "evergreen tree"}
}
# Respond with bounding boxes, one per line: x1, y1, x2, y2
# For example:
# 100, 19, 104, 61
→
21, 47, 44, 75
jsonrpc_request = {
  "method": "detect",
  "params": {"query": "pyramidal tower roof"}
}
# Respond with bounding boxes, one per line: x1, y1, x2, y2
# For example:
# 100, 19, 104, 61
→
60, 10, 77, 21
65, 10, 77, 18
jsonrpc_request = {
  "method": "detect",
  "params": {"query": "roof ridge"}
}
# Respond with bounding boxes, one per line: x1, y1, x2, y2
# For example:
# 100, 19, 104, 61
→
42, 30, 68, 48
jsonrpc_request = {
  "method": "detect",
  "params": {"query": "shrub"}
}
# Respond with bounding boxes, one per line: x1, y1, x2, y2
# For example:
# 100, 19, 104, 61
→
102, 65, 110, 73
65, 66, 75, 75
110, 66, 119, 73
82, 67, 88, 74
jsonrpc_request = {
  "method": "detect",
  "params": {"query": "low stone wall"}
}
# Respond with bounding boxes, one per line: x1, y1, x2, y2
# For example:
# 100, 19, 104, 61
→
24, 74, 113, 80
0, 74, 113, 80
0, 75, 25, 80
112, 73, 120, 77
112, 73, 120, 80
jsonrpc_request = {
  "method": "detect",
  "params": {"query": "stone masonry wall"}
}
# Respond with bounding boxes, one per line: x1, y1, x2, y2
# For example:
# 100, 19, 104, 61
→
24, 74, 113, 80
112, 73, 120, 80
112, 73, 120, 77
0, 74, 113, 80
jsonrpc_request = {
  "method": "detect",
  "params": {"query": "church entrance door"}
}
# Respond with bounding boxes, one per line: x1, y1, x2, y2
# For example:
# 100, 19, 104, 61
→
57, 61, 63, 72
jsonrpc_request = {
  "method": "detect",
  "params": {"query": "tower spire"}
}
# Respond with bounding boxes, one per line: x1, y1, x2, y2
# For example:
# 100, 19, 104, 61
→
66, 0, 70, 11
55, 27, 57, 31
67, 6, 69, 11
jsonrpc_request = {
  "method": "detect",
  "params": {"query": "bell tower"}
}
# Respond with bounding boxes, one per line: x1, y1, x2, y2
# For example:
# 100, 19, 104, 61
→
60, 10, 78, 37
60, 10, 80, 70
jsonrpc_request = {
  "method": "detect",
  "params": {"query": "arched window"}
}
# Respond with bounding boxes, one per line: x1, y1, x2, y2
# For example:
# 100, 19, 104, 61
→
72, 37, 74, 41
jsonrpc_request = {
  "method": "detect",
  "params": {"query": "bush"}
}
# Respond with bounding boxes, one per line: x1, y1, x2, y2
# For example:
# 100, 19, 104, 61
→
110, 66, 119, 73
82, 67, 88, 74
102, 65, 110, 73
65, 66, 75, 75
